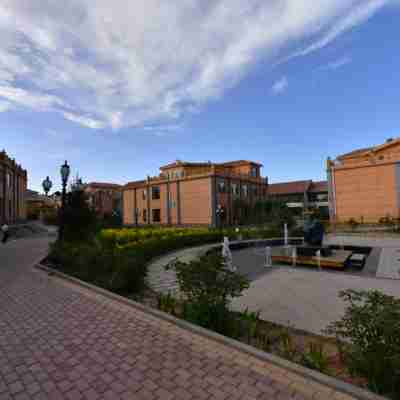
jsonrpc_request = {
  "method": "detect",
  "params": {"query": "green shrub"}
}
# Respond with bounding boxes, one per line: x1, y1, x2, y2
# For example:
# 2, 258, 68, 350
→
49, 239, 146, 295
301, 342, 330, 373
168, 253, 249, 336
62, 189, 99, 242
157, 292, 177, 315
278, 327, 299, 362
42, 209, 59, 226
325, 289, 400, 398
240, 308, 261, 343
348, 218, 359, 230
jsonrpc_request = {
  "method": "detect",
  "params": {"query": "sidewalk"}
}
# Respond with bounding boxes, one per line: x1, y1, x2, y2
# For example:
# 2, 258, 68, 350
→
0, 238, 373, 400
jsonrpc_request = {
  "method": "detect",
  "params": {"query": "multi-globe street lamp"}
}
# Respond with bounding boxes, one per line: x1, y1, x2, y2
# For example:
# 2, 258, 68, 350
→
42, 176, 53, 196
58, 160, 71, 241
216, 204, 225, 231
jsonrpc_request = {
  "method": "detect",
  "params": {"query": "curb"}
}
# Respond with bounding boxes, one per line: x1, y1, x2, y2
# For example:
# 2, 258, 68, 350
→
35, 263, 386, 400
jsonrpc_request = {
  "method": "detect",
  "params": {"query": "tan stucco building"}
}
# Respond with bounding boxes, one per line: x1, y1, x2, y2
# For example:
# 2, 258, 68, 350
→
123, 160, 268, 226
0, 150, 27, 224
328, 138, 400, 223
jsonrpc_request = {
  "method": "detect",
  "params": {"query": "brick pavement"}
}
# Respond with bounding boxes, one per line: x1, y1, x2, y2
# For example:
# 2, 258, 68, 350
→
0, 239, 361, 400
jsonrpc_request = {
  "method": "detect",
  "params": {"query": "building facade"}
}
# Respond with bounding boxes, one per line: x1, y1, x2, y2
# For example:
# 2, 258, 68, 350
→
123, 160, 268, 226
0, 150, 27, 224
85, 182, 122, 217
26, 189, 58, 220
328, 137, 400, 223
268, 180, 329, 217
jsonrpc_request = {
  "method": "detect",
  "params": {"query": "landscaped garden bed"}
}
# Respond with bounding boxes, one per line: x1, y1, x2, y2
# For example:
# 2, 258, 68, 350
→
47, 188, 398, 400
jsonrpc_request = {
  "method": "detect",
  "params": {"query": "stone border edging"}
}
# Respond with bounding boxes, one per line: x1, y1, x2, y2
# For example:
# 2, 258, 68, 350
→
35, 263, 386, 400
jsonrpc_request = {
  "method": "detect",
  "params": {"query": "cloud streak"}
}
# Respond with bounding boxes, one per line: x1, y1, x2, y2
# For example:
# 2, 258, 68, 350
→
0, 0, 392, 130
271, 77, 288, 94
323, 56, 352, 70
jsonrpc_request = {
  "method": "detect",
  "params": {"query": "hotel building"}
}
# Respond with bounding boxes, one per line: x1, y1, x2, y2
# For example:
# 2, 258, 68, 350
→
123, 160, 268, 226
0, 150, 27, 224
328, 137, 400, 223
268, 180, 329, 217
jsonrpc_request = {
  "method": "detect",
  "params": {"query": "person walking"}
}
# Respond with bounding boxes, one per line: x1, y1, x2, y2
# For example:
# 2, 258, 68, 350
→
1, 223, 9, 244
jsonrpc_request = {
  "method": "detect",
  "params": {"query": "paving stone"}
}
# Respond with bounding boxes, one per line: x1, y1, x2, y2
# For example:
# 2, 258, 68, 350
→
0, 237, 362, 400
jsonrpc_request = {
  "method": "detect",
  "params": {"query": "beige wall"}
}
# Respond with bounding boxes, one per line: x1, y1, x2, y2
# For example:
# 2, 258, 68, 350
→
180, 177, 212, 225
123, 190, 135, 225
334, 163, 398, 222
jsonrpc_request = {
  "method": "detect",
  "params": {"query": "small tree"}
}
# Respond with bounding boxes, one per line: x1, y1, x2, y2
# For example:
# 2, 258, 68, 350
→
167, 253, 249, 335
325, 289, 400, 398
62, 189, 98, 242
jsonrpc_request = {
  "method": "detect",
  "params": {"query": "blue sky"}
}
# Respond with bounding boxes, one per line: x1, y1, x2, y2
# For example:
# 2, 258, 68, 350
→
1, 1, 399, 192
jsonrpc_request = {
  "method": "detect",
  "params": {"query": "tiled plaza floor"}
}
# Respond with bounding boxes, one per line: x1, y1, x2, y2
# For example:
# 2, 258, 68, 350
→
0, 238, 359, 400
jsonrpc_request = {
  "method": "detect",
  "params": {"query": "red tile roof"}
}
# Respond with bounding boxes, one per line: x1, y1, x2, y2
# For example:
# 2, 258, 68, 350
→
87, 182, 122, 190
160, 160, 211, 170
268, 180, 312, 195
218, 160, 263, 167
337, 147, 373, 160
160, 159, 263, 170
309, 181, 328, 193
124, 180, 147, 189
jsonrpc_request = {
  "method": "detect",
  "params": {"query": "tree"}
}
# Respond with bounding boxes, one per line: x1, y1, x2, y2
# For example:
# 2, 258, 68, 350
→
62, 189, 98, 242
167, 253, 249, 335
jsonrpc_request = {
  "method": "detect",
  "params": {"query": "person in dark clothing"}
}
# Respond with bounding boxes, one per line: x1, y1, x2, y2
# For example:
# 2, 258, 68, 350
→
1, 223, 9, 244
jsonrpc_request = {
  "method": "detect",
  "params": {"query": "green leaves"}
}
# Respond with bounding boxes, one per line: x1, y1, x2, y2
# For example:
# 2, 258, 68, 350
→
168, 253, 249, 336
325, 289, 400, 398
301, 342, 330, 373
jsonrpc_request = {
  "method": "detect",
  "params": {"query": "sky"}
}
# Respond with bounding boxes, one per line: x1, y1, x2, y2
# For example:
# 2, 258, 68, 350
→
0, 0, 399, 192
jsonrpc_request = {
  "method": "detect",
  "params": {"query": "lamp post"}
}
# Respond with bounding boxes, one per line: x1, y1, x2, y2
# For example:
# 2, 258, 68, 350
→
59, 161, 70, 241
42, 176, 53, 196
135, 208, 139, 227
216, 204, 225, 232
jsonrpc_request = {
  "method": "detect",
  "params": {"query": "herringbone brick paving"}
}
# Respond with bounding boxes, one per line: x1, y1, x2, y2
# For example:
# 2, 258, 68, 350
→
0, 238, 357, 400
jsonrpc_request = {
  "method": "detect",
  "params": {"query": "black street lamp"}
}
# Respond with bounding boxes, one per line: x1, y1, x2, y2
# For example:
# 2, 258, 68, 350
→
135, 208, 140, 227
42, 176, 53, 196
59, 161, 70, 241
216, 204, 225, 232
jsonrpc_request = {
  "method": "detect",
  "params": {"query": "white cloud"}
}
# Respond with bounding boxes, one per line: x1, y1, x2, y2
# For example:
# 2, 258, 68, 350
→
0, 0, 393, 130
0, 100, 12, 112
0, 85, 64, 110
323, 56, 352, 70
142, 123, 183, 136
271, 77, 288, 94
63, 112, 105, 130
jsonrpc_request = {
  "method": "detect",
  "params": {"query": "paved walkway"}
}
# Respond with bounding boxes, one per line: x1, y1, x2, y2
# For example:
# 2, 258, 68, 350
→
232, 267, 400, 336
0, 239, 360, 399
147, 244, 218, 296
325, 234, 400, 279
146, 241, 400, 336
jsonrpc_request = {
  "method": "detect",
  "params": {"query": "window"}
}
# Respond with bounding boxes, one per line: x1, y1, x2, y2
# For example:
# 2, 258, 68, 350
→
231, 183, 239, 196
142, 190, 147, 200
152, 186, 160, 200
168, 192, 175, 208
242, 184, 248, 197
143, 209, 147, 222
217, 179, 226, 193
152, 209, 161, 222
250, 167, 258, 177
6, 173, 11, 188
